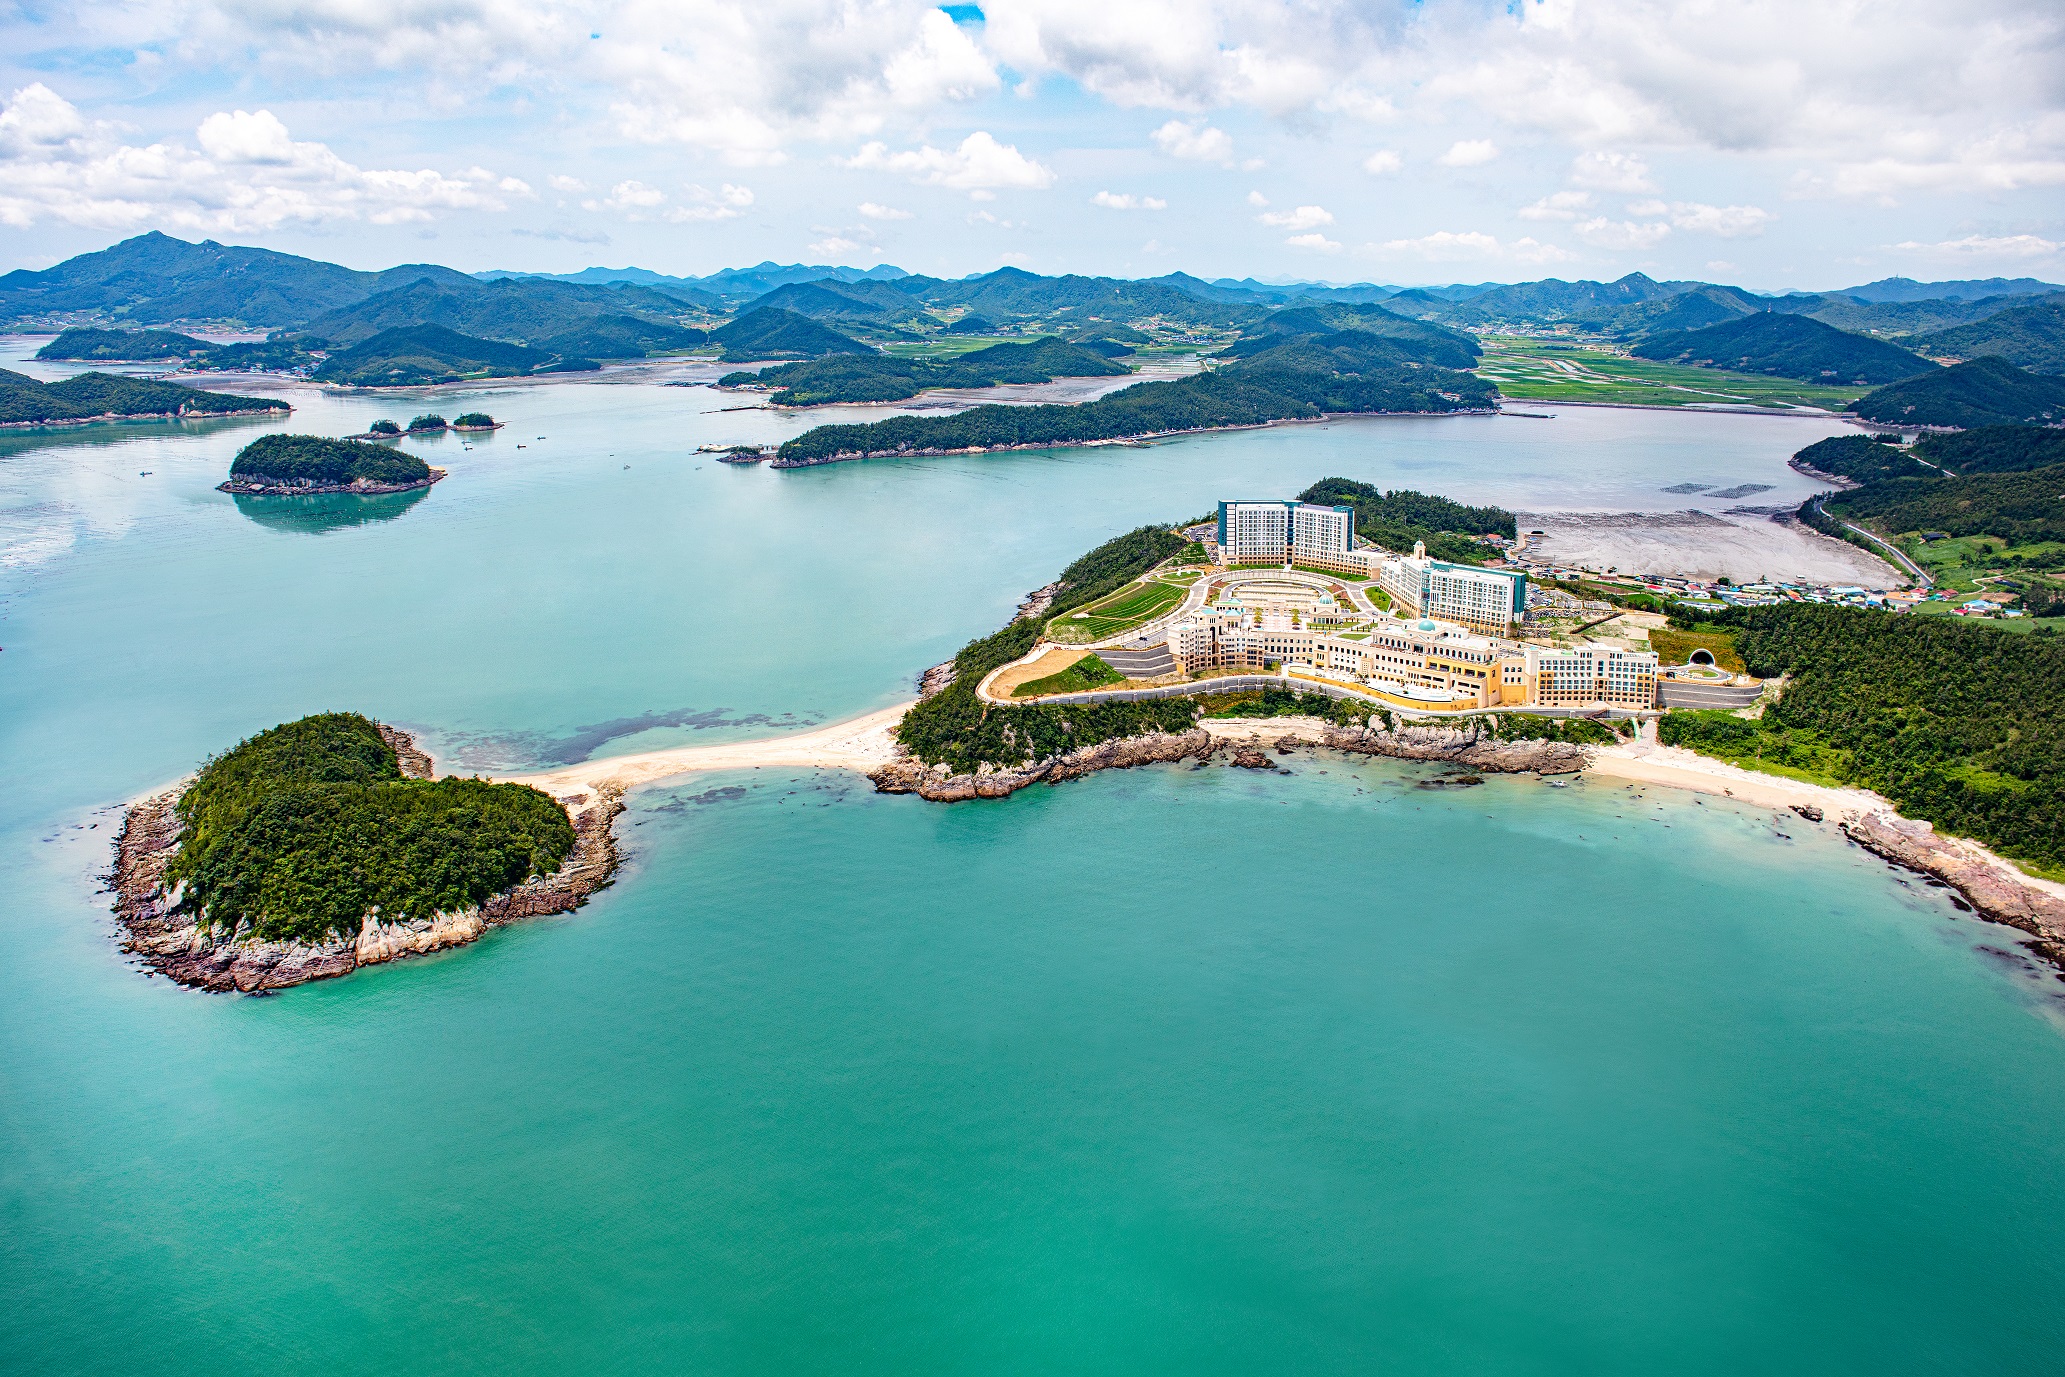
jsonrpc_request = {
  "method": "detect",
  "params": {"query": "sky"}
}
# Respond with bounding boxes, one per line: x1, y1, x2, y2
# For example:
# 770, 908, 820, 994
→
1, 0, 2062, 291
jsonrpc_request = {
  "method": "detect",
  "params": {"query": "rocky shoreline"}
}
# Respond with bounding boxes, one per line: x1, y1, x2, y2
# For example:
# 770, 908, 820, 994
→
217, 469, 446, 496
1841, 812, 2065, 979
107, 728, 623, 994
869, 717, 1587, 802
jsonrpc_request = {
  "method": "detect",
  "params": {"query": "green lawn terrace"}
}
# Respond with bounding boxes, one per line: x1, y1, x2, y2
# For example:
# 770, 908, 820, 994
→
1475, 336, 1867, 411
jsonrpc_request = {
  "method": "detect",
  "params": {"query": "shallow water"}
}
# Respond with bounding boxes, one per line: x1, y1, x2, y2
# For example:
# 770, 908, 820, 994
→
5, 367, 2058, 1374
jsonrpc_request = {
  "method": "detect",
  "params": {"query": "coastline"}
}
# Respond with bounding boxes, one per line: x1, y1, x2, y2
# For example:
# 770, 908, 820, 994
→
217, 469, 446, 496
767, 406, 1498, 469
107, 703, 2065, 992
0, 403, 289, 431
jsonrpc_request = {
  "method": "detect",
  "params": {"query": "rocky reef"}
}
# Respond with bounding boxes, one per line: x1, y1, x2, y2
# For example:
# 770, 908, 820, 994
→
108, 729, 622, 994
870, 716, 1588, 802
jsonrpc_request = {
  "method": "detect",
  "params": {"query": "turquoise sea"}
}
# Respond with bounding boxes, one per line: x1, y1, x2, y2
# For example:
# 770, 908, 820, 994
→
4, 359, 2063, 1373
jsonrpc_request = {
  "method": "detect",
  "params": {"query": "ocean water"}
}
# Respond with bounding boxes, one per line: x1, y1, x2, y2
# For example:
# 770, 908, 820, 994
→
4, 363, 2062, 1374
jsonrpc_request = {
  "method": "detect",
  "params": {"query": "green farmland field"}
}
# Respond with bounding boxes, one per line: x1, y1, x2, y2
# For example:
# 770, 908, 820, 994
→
1476, 337, 1865, 412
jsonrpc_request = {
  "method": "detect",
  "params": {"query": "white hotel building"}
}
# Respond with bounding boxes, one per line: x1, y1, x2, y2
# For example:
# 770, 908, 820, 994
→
1216, 500, 1354, 566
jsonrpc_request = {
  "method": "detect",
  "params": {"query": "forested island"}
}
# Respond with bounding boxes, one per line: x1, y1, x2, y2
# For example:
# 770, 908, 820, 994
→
34, 326, 212, 361
0, 368, 287, 427
772, 332, 1496, 466
220, 434, 441, 494
1630, 313, 1934, 385
112, 713, 619, 992
721, 337, 1128, 405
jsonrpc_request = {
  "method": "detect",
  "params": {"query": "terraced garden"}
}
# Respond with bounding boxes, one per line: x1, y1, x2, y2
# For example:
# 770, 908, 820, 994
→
1048, 577, 1189, 644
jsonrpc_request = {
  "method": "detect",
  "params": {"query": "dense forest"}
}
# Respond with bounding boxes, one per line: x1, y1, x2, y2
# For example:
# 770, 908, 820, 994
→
228, 434, 432, 487
1295, 477, 1516, 564
0, 367, 286, 425
897, 526, 1199, 772
1851, 357, 2065, 427
1659, 605, 2065, 874
1216, 303, 1481, 370
722, 337, 1127, 405
1911, 295, 2065, 375
34, 326, 210, 361
311, 324, 555, 386
1630, 313, 1934, 385
710, 307, 871, 362
1912, 424, 2065, 473
165, 713, 574, 945
1791, 434, 1934, 483
1824, 464, 2065, 544
775, 336, 1495, 464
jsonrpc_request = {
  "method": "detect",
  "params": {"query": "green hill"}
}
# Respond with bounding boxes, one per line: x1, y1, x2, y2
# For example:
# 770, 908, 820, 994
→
1296, 477, 1515, 563
1590, 284, 1765, 336
1221, 303, 1479, 370
0, 231, 477, 327
1912, 424, 2065, 473
299, 276, 701, 349
0, 368, 287, 425
227, 434, 433, 488
534, 314, 706, 359
775, 333, 1495, 464
1851, 356, 2065, 427
709, 308, 872, 362
722, 337, 1127, 405
163, 712, 573, 944
1632, 313, 1935, 385
1790, 434, 1935, 483
311, 325, 554, 386
1910, 296, 2065, 375
35, 326, 212, 361
1824, 464, 2065, 545
188, 340, 322, 373
915, 267, 1263, 330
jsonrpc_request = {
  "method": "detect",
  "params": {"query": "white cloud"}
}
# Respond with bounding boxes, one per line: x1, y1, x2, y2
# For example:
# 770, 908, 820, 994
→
548, 175, 587, 193
1892, 233, 2061, 258
0, 84, 517, 232
846, 130, 1053, 190
1091, 190, 1166, 210
1568, 151, 1655, 192
1362, 149, 1402, 175
1367, 230, 1573, 264
665, 183, 754, 222
1438, 139, 1499, 168
1573, 216, 1672, 250
1151, 119, 1237, 166
604, 179, 667, 210
1628, 199, 1774, 237
808, 234, 863, 255
1258, 204, 1332, 231
858, 201, 913, 219
1519, 190, 1592, 221
1285, 232, 1341, 252
1246, 190, 1269, 207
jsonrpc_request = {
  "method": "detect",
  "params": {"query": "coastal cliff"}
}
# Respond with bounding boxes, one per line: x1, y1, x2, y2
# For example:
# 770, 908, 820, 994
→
871, 716, 1587, 801
109, 727, 622, 993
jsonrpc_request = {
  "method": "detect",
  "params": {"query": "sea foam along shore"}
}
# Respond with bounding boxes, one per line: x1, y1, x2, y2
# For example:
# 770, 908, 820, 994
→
111, 727, 623, 993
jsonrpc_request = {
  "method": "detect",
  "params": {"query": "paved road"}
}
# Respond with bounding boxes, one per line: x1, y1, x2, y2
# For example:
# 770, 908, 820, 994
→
1658, 681, 1765, 709
1808, 497, 1932, 587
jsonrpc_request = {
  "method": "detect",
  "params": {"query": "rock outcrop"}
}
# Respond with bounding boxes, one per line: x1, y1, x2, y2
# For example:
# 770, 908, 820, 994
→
1841, 812, 2065, 977
107, 730, 625, 994
868, 716, 1590, 802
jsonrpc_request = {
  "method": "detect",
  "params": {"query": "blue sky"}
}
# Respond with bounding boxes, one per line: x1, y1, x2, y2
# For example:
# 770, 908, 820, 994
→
2, 0, 2061, 289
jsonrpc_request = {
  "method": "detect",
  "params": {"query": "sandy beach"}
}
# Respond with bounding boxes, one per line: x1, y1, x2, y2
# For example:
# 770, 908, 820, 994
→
495, 701, 911, 800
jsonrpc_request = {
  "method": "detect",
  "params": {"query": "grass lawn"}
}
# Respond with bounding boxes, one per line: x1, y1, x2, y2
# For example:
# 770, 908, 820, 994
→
1476, 337, 1864, 411
1893, 531, 2065, 597
1049, 579, 1188, 643
1649, 627, 1746, 672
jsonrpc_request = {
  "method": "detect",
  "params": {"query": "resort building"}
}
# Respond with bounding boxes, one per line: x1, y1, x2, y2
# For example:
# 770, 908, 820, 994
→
1217, 500, 1353, 566
1375, 542, 1530, 636
1164, 569, 1655, 713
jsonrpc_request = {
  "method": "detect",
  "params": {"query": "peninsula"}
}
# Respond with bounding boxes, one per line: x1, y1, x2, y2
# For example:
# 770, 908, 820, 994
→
218, 433, 445, 495
0, 367, 288, 428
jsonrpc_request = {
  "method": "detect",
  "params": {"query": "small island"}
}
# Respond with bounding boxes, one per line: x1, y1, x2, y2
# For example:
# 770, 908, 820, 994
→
112, 712, 620, 992
0, 367, 289, 428
218, 433, 446, 495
